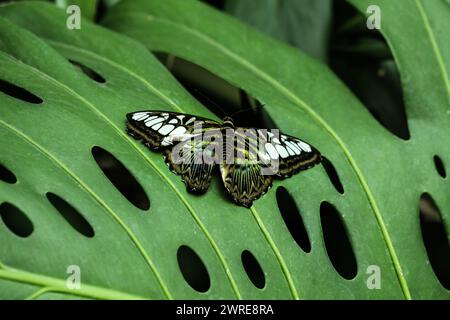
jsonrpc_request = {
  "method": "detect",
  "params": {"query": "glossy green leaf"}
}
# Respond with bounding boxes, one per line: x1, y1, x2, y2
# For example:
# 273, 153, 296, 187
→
102, 0, 449, 299
225, 0, 332, 61
0, 2, 294, 300
0, 0, 448, 300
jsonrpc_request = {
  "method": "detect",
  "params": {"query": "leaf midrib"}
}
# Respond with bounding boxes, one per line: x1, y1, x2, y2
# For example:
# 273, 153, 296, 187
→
0, 265, 146, 300
118, 11, 412, 299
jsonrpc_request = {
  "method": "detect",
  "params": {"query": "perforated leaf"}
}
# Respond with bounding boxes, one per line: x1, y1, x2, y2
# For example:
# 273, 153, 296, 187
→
0, 0, 448, 300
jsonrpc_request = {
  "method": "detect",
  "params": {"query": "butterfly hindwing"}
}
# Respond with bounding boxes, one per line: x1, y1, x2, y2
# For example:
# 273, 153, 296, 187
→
220, 161, 272, 208
219, 129, 272, 207
126, 111, 220, 150
163, 128, 222, 193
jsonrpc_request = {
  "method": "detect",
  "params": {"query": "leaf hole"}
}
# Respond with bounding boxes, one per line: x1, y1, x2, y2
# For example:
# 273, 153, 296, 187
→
69, 60, 106, 84
0, 79, 43, 104
91, 146, 150, 211
276, 186, 311, 253
329, 3, 410, 140
0, 202, 33, 238
46, 192, 95, 238
321, 156, 344, 194
0, 163, 17, 184
433, 155, 447, 179
241, 250, 266, 289
155, 54, 276, 129
320, 201, 357, 280
177, 245, 211, 293
419, 193, 450, 289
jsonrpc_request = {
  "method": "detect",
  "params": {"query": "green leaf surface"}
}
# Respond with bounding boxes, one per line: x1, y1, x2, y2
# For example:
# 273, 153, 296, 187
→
0, 0, 448, 300
0, 2, 286, 300
225, 0, 332, 61
102, 0, 449, 299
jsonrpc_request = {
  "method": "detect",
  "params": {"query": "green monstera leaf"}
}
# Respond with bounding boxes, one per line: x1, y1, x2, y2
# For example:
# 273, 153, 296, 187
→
102, 0, 449, 299
225, 0, 332, 61
0, 0, 448, 300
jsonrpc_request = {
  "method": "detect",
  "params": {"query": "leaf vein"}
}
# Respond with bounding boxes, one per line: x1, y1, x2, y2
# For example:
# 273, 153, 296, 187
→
132, 12, 412, 299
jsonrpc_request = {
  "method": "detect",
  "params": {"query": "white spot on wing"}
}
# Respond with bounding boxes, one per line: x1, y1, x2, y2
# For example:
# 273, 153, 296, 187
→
185, 117, 196, 125
159, 124, 175, 135
297, 141, 312, 152
143, 115, 157, 122
265, 143, 279, 159
272, 137, 280, 144
276, 144, 289, 158
259, 151, 270, 163
286, 141, 301, 155
161, 138, 173, 146
145, 117, 164, 127
131, 112, 148, 120
285, 143, 296, 156
169, 126, 187, 137
152, 122, 163, 130
134, 114, 149, 121
169, 118, 178, 124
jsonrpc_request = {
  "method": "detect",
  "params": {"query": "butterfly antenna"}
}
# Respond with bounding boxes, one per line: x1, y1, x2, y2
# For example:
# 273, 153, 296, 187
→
192, 89, 229, 118
230, 102, 266, 119
229, 89, 266, 119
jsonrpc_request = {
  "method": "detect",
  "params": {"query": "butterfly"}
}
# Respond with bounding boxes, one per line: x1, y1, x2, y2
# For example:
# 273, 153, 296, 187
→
125, 110, 321, 208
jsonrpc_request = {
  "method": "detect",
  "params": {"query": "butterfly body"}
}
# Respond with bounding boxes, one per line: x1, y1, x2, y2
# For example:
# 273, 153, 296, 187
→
126, 111, 321, 207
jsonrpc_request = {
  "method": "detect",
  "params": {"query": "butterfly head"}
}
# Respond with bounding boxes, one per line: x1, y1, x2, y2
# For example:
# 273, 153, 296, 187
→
222, 116, 235, 128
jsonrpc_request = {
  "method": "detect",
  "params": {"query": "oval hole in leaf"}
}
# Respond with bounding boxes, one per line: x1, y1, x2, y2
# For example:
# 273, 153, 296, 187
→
0, 202, 33, 238
276, 186, 311, 253
241, 250, 266, 289
177, 245, 211, 293
433, 155, 447, 179
321, 156, 344, 194
46, 192, 95, 238
0, 163, 17, 184
320, 201, 357, 280
69, 60, 106, 84
419, 193, 450, 289
0, 79, 43, 104
91, 146, 150, 211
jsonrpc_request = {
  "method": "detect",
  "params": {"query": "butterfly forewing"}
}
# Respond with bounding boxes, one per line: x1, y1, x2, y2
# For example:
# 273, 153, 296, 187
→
126, 111, 221, 193
258, 130, 321, 178
126, 111, 220, 149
